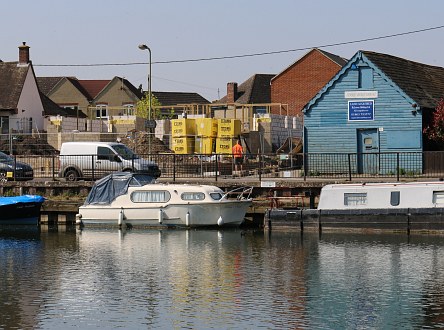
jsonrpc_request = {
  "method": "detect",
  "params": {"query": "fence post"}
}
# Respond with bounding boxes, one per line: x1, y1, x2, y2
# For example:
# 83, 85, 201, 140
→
303, 153, 307, 181
173, 154, 176, 182
52, 154, 55, 181
91, 155, 95, 181
215, 154, 218, 182
348, 153, 352, 181
13, 154, 16, 181
397, 152, 400, 181
259, 152, 262, 182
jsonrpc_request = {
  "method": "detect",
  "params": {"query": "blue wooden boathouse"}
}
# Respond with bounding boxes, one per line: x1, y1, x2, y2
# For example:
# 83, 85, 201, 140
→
303, 50, 444, 175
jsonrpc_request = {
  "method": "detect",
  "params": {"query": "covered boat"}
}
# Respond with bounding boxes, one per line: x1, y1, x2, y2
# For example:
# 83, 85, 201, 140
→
77, 172, 252, 228
0, 195, 45, 225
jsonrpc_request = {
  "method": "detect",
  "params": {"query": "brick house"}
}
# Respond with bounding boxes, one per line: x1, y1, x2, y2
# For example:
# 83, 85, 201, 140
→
271, 48, 347, 117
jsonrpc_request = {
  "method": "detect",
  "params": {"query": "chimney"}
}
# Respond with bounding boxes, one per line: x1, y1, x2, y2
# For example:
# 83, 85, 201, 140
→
227, 82, 238, 103
18, 42, 30, 65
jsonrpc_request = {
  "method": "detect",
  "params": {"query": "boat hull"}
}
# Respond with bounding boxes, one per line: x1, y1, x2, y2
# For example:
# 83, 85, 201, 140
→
78, 200, 252, 228
0, 195, 45, 225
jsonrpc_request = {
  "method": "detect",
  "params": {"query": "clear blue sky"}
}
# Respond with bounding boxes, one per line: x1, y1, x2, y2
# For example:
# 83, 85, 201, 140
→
2, 0, 443, 101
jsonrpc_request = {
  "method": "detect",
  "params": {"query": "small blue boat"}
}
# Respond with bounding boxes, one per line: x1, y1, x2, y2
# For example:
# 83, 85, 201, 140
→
0, 195, 45, 225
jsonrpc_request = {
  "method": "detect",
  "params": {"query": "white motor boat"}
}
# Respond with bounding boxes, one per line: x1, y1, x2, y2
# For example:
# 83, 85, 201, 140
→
77, 172, 253, 228
317, 181, 444, 211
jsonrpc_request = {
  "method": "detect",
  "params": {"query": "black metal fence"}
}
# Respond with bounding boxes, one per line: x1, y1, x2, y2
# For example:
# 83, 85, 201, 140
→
5, 151, 444, 182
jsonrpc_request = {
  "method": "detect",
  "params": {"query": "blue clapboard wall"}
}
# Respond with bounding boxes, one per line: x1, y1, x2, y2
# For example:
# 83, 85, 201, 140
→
303, 51, 423, 174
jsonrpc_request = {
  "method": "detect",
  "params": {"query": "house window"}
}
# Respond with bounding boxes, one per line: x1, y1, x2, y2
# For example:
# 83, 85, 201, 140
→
122, 104, 135, 116
131, 190, 171, 203
433, 191, 444, 205
63, 105, 78, 110
344, 193, 367, 206
96, 104, 108, 118
62, 105, 79, 116
358, 67, 373, 89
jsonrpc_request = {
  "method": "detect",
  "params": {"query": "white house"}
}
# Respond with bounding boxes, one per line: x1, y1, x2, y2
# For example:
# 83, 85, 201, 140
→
0, 42, 46, 133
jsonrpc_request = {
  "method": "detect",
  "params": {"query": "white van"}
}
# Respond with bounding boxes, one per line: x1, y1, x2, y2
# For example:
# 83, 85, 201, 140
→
58, 142, 161, 181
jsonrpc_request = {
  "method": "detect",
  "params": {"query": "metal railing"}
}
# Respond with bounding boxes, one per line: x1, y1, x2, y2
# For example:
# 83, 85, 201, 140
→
4, 151, 444, 182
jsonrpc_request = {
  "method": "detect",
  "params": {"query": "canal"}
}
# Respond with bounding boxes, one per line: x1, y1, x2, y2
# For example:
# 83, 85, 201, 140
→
1, 226, 444, 329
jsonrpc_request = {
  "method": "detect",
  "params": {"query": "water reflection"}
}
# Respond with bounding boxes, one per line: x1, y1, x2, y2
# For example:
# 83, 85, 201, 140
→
1, 227, 444, 328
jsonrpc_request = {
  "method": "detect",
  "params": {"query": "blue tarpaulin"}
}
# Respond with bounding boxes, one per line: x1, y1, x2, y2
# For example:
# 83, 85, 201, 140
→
0, 195, 45, 206
84, 172, 155, 205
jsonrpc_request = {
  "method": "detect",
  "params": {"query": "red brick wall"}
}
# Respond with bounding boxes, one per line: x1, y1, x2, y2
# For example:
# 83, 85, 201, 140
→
271, 50, 343, 117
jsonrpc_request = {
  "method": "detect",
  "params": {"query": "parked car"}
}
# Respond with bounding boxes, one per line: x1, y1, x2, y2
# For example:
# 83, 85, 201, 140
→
58, 142, 161, 181
0, 151, 34, 182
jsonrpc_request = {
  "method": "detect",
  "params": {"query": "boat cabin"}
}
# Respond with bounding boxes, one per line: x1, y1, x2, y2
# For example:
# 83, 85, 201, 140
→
318, 182, 444, 210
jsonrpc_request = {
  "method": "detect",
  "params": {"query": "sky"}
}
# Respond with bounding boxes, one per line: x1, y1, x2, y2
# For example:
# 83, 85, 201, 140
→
2, 0, 444, 102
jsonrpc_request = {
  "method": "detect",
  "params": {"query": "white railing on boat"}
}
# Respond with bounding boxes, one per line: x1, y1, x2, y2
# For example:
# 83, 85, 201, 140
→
222, 186, 253, 201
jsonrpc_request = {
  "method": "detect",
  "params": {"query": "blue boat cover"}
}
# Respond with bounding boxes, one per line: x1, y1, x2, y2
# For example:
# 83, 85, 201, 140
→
0, 195, 45, 206
84, 172, 155, 205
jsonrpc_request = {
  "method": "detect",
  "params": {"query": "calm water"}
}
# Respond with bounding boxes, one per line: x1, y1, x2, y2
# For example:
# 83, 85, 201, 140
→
1, 226, 444, 329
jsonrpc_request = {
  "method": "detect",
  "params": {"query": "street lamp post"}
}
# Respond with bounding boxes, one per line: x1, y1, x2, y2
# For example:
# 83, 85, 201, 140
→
138, 44, 152, 156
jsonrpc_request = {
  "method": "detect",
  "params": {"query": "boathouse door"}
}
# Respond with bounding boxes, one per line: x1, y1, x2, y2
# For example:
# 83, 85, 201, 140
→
357, 128, 379, 174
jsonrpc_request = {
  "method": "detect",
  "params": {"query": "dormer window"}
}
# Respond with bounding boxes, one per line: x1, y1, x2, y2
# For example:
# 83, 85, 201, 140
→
358, 67, 373, 89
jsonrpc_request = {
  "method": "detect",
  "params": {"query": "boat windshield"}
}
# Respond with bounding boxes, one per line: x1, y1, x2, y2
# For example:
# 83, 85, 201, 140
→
113, 144, 140, 160
130, 174, 155, 187
210, 193, 222, 200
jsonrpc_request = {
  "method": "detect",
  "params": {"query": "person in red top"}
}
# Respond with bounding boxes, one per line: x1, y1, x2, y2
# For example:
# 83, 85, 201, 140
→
232, 139, 244, 171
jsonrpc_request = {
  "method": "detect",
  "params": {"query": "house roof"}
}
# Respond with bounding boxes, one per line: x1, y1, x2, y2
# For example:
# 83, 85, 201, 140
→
38, 76, 205, 108
152, 91, 209, 106
77, 80, 111, 99
39, 92, 81, 117
0, 61, 28, 110
122, 78, 144, 99
305, 50, 444, 112
361, 51, 444, 109
94, 77, 144, 100
318, 49, 348, 67
271, 48, 347, 82
37, 76, 96, 101
36, 76, 64, 95
218, 74, 275, 104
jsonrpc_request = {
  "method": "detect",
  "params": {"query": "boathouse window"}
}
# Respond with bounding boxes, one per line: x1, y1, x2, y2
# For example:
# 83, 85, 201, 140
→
344, 193, 367, 206
433, 191, 444, 205
181, 192, 205, 200
131, 190, 171, 203
390, 191, 400, 206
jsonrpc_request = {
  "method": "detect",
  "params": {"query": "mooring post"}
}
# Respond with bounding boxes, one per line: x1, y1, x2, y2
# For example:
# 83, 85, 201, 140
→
309, 191, 315, 209
407, 209, 411, 235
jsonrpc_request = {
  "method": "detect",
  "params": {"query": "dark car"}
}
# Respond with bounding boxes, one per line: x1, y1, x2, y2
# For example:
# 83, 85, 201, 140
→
0, 151, 34, 182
